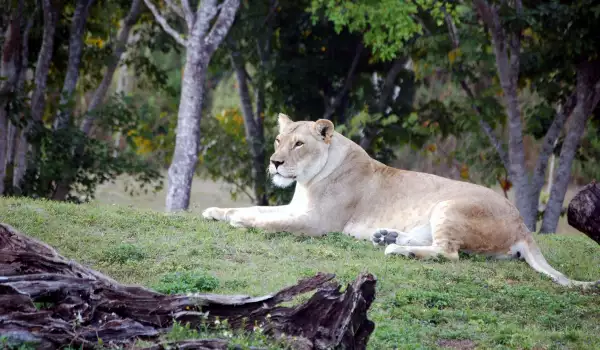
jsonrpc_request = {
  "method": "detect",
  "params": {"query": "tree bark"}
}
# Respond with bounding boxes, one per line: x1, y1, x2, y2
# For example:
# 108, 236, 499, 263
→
566, 181, 600, 245
163, 0, 240, 211
0, 0, 24, 195
0, 223, 376, 350
29, 0, 59, 128
540, 62, 600, 233
528, 94, 575, 228
474, 0, 535, 230
0, 111, 7, 195
43, 0, 143, 201
49, 0, 95, 201
166, 50, 208, 211
53, 0, 95, 131
230, 50, 267, 205
11, 8, 35, 193
322, 42, 363, 120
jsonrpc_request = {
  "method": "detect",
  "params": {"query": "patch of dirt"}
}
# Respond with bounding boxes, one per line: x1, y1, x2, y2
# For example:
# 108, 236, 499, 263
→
437, 339, 476, 350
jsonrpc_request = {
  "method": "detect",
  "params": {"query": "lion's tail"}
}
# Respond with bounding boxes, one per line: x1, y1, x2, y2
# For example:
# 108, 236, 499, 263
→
514, 235, 599, 288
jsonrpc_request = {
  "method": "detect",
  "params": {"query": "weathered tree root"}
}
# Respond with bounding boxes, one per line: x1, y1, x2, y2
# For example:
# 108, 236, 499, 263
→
567, 181, 600, 245
0, 223, 377, 349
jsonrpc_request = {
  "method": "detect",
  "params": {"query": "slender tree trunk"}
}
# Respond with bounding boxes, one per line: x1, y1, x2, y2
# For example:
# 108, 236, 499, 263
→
322, 42, 363, 120
0, 111, 7, 195
11, 7, 34, 193
230, 50, 267, 205
53, 0, 94, 131
81, 0, 142, 135
165, 49, 208, 211
112, 29, 138, 158
21, 0, 60, 191
528, 96, 574, 229
29, 0, 58, 128
50, 0, 95, 201
0, 0, 24, 195
42, 0, 142, 201
155, 0, 240, 211
474, 0, 535, 230
540, 63, 600, 233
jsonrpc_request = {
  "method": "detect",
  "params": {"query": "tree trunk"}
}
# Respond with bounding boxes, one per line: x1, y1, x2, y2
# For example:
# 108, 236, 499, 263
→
230, 50, 268, 205
53, 0, 94, 131
566, 181, 600, 245
49, 0, 95, 201
29, 0, 59, 128
165, 50, 207, 211
45, 0, 142, 201
80, 0, 143, 135
10, 7, 34, 193
528, 96, 574, 228
0, 223, 376, 350
164, 0, 240, 211
541, 62, 600, 233
21, 0, 60, 187
474, 0, 535, 230
0, 110, 7, 195
0, 0, 24, 195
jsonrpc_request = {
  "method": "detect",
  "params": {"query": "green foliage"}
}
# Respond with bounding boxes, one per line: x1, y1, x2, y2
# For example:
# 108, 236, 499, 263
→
310, 0, 463, 61
10, 93, 164, 202
153, 270, 220, 294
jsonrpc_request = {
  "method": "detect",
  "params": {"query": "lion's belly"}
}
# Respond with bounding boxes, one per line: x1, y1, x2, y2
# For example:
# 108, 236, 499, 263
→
341, 204, 433, 240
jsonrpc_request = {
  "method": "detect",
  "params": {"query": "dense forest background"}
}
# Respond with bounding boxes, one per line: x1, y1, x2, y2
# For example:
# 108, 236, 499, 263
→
1, 0, 599, 234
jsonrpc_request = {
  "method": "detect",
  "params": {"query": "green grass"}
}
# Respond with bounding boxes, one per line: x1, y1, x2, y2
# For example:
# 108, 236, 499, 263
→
1, 197, 599, 349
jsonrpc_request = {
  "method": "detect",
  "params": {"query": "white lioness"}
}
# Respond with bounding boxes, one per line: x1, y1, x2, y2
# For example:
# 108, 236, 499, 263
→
203, 113, 599, 288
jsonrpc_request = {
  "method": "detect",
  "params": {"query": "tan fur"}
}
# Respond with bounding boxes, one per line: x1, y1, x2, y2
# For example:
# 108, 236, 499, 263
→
203, 114, 599, 289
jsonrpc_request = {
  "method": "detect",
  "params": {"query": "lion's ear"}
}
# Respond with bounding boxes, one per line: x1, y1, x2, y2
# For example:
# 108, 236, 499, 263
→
277, 113, 293, 132
314, 119, 334, 144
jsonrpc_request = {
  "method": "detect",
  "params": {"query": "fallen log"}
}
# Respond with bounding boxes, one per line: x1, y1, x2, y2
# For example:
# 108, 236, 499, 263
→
0, 223, 377, 349
567, 181, 600, 245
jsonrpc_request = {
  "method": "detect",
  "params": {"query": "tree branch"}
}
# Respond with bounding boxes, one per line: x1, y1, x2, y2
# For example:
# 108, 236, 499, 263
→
81, 0, 143, 134
192, 0, 217, 39
358, 58, 405, 150
142, 0, 187, 46
164, 0, 184, 19
180, 0, 194, 28
53, 0, 94, 131
442, 5, 510, 172
204, 0, 241, 57
460, 80, 511, 171
323, 42, 364, 120
529, 93, 576, 219
377, 59, 405, 113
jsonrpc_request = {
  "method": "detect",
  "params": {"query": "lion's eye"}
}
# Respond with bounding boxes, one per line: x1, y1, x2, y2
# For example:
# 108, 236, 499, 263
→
275, 138, 280, 145
294, 141, 304, 148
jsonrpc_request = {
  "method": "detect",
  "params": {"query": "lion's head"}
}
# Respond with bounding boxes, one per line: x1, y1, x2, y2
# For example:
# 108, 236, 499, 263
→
268, 113, 335, 188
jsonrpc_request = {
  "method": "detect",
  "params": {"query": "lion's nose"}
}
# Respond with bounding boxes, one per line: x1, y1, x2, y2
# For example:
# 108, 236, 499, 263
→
271, 160, 284, 169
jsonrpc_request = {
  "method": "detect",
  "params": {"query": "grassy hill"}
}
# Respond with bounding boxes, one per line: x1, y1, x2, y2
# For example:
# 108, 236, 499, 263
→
1, 197, 599, 349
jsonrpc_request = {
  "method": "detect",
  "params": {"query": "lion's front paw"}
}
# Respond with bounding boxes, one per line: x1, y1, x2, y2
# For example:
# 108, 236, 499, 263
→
202, 207, 227, 221
371, 228, 399, 247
